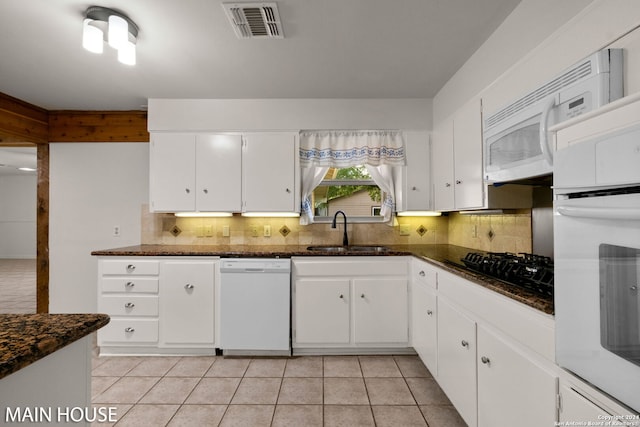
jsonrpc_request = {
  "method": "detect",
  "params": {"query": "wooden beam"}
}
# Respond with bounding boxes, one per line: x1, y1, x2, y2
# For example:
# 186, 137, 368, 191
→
48, 111, 149, 142
0, 93, 49, 144
36, 144, 49, 313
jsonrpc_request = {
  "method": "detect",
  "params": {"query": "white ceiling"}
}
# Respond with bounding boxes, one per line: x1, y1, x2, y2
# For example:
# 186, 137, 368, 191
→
0, 0, 521, 111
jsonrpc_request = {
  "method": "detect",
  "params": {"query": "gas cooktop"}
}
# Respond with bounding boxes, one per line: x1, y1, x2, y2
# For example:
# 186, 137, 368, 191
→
460, 252, 554, 297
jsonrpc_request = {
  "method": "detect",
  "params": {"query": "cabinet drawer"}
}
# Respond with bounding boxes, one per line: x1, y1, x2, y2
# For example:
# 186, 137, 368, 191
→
100, 260, 159, 276
101, 277, 159, 294
99, 319, 159, 344
413, 260, 437, 289
100, 295, 158, 316
294, 258, 409, 277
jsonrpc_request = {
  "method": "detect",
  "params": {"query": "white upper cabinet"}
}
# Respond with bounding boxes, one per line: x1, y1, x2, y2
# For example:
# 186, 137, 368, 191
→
149, 132, 298, 214
432, 117, 455, 211
149, 133, 242, 212
432, 97, 484, 211
149, 133, 197, 212
398, 131, 432, 212
452, 98, 484, 209
195, 134, 242, 212
242, 132, 298, 213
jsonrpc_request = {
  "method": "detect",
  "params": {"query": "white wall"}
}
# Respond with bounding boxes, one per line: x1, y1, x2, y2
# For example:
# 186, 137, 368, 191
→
148, 98, 432, 132
0, 174, 36, 258
49, 143, 149, 313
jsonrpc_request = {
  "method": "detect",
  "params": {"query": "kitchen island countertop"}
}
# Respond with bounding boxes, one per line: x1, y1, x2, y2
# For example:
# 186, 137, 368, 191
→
0, 313, 110, 380
92, 244, 553, 315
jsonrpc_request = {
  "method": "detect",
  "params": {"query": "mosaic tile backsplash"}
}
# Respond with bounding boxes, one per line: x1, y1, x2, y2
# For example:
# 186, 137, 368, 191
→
141, 206, 532, 253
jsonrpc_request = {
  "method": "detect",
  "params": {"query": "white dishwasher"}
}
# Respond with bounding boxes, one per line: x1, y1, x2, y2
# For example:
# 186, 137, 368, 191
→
219, 258, 291, 356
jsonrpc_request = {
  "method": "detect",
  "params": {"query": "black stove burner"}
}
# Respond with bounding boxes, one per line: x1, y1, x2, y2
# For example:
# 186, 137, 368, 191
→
461, 252, 554, 297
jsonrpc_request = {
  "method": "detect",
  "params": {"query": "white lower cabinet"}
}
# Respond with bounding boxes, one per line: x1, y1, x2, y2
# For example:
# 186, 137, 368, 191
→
97, 257, 218, 354
292, 257, 410, 351
411, 258, 438, 374
477, 325, 557, 427
437, 297, 478, 427
412, 259, 560, 427
294, 278, 351, 345
159, 260, 215, 348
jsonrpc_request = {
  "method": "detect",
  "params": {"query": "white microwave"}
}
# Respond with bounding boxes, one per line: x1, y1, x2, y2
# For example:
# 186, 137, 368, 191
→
483, 48, 623, 183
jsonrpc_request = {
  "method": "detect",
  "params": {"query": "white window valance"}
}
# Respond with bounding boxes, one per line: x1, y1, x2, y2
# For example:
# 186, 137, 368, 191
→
299, 130, 406, 167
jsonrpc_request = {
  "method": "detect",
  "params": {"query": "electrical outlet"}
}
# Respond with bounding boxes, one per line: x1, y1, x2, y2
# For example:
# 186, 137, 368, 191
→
399, 225, 410, 236
222, 225, 230, 237
250, 226, 259, 237
264, 225, 271, 237
204, 225, 213, 237
113, 226, 121, 237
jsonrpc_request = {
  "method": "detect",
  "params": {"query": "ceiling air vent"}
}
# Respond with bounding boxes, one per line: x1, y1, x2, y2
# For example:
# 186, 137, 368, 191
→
222, 2, 284, 39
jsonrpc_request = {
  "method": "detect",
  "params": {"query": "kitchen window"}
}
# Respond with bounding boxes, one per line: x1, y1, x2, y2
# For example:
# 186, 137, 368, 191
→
311, 166, 385, 222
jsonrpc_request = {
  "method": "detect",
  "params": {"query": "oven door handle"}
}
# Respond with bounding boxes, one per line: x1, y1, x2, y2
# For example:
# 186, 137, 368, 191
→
557, 206, 640, 221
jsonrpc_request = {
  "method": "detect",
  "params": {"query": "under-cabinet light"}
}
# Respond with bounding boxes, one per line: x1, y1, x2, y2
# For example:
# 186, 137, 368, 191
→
396, 211, 442, 217
241, 212, 300, 218
458, 209, 504, 215
174, 212, 233, 218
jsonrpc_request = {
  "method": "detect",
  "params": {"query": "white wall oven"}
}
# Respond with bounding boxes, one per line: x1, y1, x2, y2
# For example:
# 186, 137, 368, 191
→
554, 96, 640, 412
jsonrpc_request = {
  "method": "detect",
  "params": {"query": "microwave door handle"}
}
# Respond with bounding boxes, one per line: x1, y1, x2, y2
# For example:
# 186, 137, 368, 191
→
539, 96, 556, 167
557, 206, 640, 221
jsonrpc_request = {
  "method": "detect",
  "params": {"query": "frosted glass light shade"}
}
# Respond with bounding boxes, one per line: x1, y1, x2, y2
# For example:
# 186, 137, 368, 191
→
82, 19, 103, 54
117, 40, 136, 65
108, 14, 128, 49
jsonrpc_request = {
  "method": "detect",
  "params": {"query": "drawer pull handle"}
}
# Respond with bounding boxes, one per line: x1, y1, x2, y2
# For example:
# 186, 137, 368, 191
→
419, 270, 425, 277
203, 189, 208, 194
125, 282, 135, 288
286, 188, 291, 193
427, 310, 433, 316
445, 183, 451, 188
339, 294, 344, 299
456, 180, 462, 185
184, 284, 194, 290
461, 340, 469, 348
481, 356, 491, 365
185, 188, 191, 194
361, 294, 365, 298
126, 264, 136, 272
412, 186, 417, 191
124, 302, 135, 308
124, 327, 135, 333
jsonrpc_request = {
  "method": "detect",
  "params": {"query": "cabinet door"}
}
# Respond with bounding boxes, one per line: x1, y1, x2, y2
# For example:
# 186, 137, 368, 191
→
437, 297, 478, 427
453, 98, 484, 210
149, 133, 196, 212
477, 325, 557, 427
353, 278, 408, 344
159, 260, 215, 347
432, 117, 455, 211
404, 131, 432, 211
242, 133, 297, 212
294, 278, 350, 345
195, 134, 242, 212
412, 280, 437, 374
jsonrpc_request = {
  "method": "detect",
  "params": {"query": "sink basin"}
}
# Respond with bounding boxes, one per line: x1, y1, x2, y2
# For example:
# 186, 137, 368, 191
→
306, 245, 391, 253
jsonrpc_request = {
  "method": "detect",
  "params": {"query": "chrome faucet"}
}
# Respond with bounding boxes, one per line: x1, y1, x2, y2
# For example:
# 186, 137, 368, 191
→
331, 210, 349, 246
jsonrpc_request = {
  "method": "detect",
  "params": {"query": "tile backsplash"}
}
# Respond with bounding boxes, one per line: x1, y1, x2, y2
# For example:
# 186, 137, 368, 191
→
141, 205, 532, 252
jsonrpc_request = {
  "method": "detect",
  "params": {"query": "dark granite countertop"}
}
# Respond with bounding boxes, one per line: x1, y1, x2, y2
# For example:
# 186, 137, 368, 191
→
0, 313, 110, 380
92, 244, 554, 315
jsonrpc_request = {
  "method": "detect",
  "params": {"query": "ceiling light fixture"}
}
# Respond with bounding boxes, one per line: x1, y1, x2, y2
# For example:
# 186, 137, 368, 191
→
82, 6, 138, 65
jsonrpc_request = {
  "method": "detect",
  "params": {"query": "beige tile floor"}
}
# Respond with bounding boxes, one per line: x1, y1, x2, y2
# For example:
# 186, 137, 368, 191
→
0, 259, 36, 314
0, 259, 467, 426
92, 354, 467, 426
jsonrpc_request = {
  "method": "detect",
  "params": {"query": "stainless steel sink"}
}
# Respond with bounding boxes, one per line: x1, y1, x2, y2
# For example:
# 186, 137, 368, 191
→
306, 245, 391, 253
